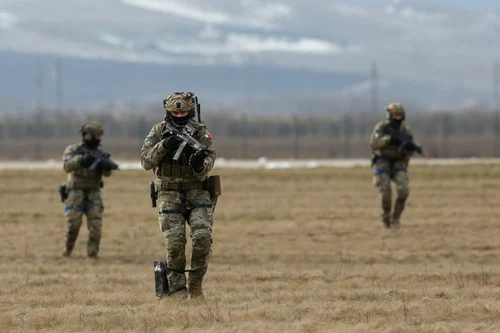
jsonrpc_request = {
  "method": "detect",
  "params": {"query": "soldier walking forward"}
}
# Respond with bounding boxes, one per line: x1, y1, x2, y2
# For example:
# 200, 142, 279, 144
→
141, 92, 217, 298
370, 103, 423, 229
61, 122, 117, 258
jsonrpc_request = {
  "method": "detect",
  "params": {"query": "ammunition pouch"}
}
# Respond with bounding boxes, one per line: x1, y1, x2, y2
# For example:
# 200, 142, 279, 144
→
204, 175, 221, 198
150, 176, 221, 210
204, 175, 221, 210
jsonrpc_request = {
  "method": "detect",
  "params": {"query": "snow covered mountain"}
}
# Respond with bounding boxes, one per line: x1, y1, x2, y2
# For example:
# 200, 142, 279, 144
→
0, 0, 499, 112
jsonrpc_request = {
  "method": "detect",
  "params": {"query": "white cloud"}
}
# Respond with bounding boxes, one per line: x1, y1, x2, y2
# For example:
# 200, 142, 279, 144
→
384, 6, 448, 22
331, 4, 369, 17
99, 32, 134, 50
198, 24, 222, 39
469, 12, 500, 32
155, 41, 219, 55
154, 33, 347, 56
384, 5, 396, 15
121, 0, 231, 24
99, 33, 123, 46
400, 8, 447, 21
0, 11, 18, 29
485, 12, 500, 26
248, 2, 292, 25
225, 34, 343, 54
121, 0, 292, 29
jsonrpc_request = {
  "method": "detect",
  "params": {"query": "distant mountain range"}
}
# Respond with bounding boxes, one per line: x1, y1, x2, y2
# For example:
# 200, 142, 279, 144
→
0, 0, 498, 114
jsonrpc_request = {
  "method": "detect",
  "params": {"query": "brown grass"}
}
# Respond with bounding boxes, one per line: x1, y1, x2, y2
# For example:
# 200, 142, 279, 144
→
1, 165, 500, 332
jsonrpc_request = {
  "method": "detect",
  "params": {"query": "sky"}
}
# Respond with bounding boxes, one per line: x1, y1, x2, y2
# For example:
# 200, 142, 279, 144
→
350, 0, 500, 11
0, 0, 498, 109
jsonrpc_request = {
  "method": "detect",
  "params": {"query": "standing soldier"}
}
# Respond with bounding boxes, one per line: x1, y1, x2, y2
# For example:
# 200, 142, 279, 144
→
61, 121, 118, 258
141, 92, 217, 299
369, 102, 423, 229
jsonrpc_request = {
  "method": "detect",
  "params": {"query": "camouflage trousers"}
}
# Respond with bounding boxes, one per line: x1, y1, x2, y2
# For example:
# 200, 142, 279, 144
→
372, 159, 410, 226
64, 188, 104, 255
157, 189, 214, 294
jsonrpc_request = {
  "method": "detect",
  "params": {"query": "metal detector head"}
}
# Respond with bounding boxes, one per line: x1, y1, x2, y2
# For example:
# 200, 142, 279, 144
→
154, 261, 169, 298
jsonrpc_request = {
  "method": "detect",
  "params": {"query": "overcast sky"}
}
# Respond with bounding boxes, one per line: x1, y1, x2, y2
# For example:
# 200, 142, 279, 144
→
350, 0, 500, 11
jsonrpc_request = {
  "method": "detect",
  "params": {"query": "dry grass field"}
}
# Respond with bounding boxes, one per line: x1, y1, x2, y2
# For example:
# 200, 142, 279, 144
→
1, 164, 500, 332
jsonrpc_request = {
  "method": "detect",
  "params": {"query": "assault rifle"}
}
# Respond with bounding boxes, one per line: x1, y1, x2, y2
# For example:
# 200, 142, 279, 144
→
161, 123, 208, 161
75, 146, 119, 171
383, 124, 424, 155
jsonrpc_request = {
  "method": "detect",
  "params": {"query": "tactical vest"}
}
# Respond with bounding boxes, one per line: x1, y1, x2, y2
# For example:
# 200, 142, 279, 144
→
157, 121, 204, 180
374, 121, 412, 160
67, 144, 103, 189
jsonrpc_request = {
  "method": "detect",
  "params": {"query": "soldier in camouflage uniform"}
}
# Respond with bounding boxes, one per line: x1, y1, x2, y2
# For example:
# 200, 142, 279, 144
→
370, 103, 422, 229
62, 121, 113, 258
141, 92, 216, 299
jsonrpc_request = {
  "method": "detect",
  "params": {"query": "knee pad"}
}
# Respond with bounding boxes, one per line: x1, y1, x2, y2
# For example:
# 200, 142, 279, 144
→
397, 187, 409, 200
166, 234, 186, 259
191, 230, 212, 259
192, 229, 211, 246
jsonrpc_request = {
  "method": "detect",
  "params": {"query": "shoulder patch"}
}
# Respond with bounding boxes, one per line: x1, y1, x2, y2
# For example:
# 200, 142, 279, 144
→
200, 130, 212, 146
144, 139, 153, 148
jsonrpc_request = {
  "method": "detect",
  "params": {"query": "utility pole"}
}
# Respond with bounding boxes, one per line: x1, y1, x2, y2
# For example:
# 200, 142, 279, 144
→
55, 59, 63, 113
35, 60, 44, 160
493, 61, 500, 156
240, 113, 248, 159
441, 113, 451, 158
293, 115, 300, 159
371, 62, 379, 114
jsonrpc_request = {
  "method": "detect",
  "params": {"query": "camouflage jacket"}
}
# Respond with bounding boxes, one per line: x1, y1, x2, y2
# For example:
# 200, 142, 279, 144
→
370, 120, 414, 161
140, 119, 216, 184
62, 143, 112, 189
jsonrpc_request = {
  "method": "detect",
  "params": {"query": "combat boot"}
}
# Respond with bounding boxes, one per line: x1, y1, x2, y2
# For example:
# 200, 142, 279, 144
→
188, 272, 205, 299
62, 249, 71, 257
168, 287, 188, 299
381, 201, 392, 229
392, 198, 406, 228
382, 217, 391, 229
87, 251, 99, 259
188, 282, 204, 299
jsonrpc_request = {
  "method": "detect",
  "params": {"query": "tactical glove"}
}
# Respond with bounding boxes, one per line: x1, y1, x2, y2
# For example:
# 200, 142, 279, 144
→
82, 154, 95, 168
406, 142, 423, 154
189, 150, 206, 173
397, 132, 413, 143
399, 141, 423, 154
389, 135, 402, 145
163, 136, 182, 152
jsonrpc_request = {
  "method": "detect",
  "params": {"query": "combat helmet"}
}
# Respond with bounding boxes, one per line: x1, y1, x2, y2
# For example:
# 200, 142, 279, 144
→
163, 92, 196, 123
386, 102, 405, 120
80, 121, 103, 136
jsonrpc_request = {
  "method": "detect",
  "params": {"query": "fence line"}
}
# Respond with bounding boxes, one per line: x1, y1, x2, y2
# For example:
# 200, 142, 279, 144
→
0, 110, 498, 160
